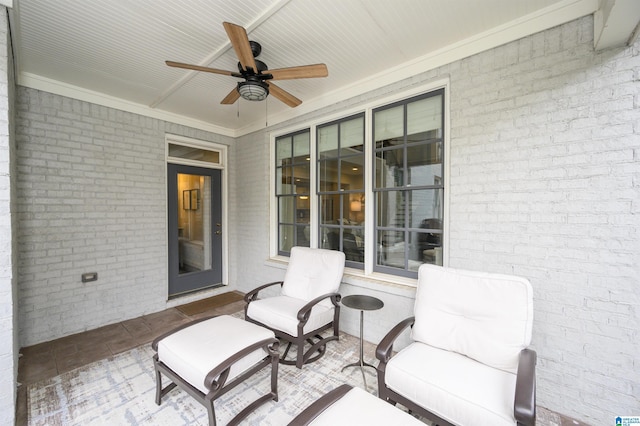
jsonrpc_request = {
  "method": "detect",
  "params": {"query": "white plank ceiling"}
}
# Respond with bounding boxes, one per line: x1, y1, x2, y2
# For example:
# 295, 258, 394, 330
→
10, 0, 602, 136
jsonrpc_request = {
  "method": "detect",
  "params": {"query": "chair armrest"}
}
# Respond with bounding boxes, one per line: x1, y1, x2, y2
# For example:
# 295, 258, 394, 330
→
204, 337, 279, 392
375, 316, 415, 364
297, 293, 341, 323
287, 384, 352, 426
244, 281, 283, 303
514, 348, 537, 426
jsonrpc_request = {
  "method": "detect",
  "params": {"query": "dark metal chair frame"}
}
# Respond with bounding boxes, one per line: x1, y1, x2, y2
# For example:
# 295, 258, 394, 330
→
244, 280, 341, 369
287, 384, 353, 425
152, 316, 280, 426
376, 317, 537, 426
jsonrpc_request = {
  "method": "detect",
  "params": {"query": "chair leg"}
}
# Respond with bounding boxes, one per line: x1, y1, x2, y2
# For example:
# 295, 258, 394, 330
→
206, 400, 217, 426
154, 365, 162, 405
296, 338, 304, 369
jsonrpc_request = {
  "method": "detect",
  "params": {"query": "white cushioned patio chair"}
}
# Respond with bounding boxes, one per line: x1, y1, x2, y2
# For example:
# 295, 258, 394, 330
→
376, 264, 537, 426
244, 246, 345, 369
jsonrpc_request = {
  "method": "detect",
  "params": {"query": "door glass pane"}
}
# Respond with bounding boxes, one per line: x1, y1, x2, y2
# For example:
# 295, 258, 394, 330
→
177, 173, 211, 275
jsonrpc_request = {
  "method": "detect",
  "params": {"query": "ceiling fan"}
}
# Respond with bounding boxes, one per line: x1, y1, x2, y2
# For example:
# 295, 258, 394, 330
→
166, 22, 328, 108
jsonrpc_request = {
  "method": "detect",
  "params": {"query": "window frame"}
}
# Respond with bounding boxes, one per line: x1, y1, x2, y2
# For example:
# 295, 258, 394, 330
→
372, 89, 445, 278
316, 113, 366, 269
270, 80, 449, 285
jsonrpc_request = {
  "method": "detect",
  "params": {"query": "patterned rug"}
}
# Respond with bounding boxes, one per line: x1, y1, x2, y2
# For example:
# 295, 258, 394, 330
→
27, 320, 380, 425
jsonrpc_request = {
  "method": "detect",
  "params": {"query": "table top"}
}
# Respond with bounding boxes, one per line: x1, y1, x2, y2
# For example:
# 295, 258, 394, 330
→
341, 294, 384, 311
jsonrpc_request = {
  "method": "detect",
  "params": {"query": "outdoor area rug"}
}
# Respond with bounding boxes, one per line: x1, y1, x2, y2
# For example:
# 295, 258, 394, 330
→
26, 320, 380, 425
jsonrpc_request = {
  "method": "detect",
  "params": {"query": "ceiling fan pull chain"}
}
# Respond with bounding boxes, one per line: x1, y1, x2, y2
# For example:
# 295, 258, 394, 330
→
265, 98, 268, 127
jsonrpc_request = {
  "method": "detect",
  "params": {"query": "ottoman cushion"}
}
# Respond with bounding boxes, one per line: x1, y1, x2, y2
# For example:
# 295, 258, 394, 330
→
157, 315, 275, 394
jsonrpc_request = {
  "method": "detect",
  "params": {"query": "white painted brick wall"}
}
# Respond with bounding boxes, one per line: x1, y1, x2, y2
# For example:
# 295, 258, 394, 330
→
15, 88, 233, 347
233, 16, 639, 425
0, 7, 16, 425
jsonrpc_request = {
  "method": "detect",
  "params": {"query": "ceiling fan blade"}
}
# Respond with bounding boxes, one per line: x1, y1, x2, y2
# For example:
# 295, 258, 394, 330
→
220, 87, 241, 105
268, 82, 302, 108
223, 22, 258, 73
166, 61, 241, 77
268, 64, 328, 80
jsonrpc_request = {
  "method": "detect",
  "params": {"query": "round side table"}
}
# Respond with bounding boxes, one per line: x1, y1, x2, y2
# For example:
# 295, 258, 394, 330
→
340, 294, 384, 390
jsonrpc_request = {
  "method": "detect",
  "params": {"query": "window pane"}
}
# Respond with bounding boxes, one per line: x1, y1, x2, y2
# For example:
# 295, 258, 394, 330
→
276, 136, 292, 166
168, 144, 220, 164
320, 194, 340, 224
319, 226, 339, 250
293, 132, 310, 157
378, 230, 405, 269
408, 189, 443, 228
407, 142, 442, 186
293, 165, 310, 194
318, 124, 338, 158
375, 148, 404, 188
340, 117, 364, 153
279, 196, 295, 224
348, 192, 365, 223
377, 190, 405, 228
374, 105, 403, 143
296, 196, 310, 224
277, 167, 294, 194
344, 229, 364, 262
279, 224, 295, 253
319, 158, 340, 191
407, 95, 442, 136
339, 157, 363, 191
296, 225, 310, 247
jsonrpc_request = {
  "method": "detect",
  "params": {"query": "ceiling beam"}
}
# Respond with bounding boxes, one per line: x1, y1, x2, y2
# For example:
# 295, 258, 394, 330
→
594, 0, 640, 50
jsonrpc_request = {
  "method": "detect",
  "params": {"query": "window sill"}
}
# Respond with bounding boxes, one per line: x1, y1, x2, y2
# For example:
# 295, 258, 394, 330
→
264, 256, 417, 298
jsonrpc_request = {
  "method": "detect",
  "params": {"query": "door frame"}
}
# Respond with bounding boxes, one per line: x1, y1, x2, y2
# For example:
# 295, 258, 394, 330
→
165, 135, 228, 297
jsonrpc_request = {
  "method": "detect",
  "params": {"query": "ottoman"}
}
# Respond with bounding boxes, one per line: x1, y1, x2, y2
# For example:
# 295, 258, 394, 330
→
152, 314, 279, 426
288, 384, 424, 426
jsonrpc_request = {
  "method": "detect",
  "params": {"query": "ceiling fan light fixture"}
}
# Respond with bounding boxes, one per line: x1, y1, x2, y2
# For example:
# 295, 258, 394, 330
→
238, 80, 269, 101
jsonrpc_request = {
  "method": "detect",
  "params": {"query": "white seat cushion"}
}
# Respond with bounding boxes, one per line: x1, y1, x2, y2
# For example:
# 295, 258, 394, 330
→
412, 264, 533, 373
309, 386, 424, 426
281, 247, 345, 309
386, 342, 517, 426
157, 315, 275, 395
246, 295, 334, 336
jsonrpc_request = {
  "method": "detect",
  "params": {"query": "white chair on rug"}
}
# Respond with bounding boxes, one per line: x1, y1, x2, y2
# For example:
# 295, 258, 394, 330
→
376, 264, 537, 426
244, 246, 345, 369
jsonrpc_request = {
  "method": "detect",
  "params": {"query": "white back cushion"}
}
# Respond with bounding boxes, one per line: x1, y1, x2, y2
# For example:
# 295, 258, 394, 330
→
281, 247, 345, 307
412, 264, 533, 373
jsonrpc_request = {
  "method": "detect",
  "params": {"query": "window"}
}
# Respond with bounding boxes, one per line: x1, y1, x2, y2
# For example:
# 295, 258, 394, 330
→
373, 90, 444, 276
317, 114, 365, 268
272, 86, 445, 279
275, 130, 311, 254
